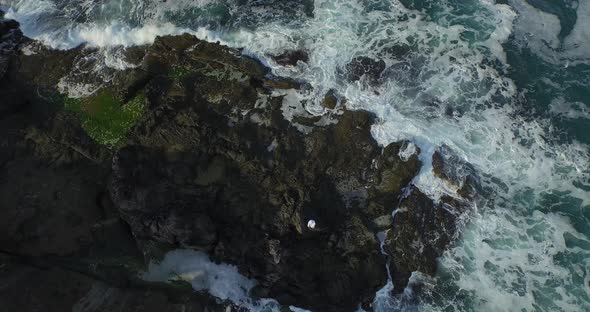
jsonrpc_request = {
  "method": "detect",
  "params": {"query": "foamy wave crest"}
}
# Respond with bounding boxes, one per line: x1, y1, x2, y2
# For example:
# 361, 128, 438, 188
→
3, 0, 224, 50
75, 22, 189, 48
510, 0, 590, 66
3, 18, 195, 50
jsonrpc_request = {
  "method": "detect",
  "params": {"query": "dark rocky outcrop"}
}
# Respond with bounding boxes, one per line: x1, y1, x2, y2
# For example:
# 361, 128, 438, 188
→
0, 11, 477, 311
382, 145, 480, 294
0, 254, 231, 312
106, 34, 418, 311
271, 49, 309, 67
0, 14, 228, 312
432, 144, 481, 199
383, 188, 469, 294
364, 142, 422, 230
321, 89, 339, 109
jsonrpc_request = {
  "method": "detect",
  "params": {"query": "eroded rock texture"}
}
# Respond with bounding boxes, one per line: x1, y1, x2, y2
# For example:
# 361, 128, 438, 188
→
108, 34, 423, 311
0, 10, 478, 312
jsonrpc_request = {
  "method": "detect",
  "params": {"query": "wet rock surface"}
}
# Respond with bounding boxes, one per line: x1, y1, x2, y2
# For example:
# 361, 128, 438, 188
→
432, 144, 481, 199
321, 89, 340, 109
383, 189, 469, 294
108, 35, 398, 311
271, 49, 309, 67
0, 12, 477, 312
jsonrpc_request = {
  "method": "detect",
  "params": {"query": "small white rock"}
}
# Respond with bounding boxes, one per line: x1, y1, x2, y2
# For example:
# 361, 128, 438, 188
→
307, 219, 316, 229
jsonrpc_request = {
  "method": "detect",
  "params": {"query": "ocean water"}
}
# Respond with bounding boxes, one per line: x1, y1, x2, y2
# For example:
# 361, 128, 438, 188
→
1, 0, 588, 311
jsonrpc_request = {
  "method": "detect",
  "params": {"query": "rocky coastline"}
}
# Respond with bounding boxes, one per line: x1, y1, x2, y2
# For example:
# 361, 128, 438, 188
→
0, 12, 480, 312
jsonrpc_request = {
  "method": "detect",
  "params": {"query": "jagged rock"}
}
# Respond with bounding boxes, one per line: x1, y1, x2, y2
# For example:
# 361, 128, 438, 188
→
0, 15, 477, 311
374, 142, 420, 194
292, 113, 322, 126
111, 67, 151, 103
18, 45, 92, 88
0, 12, 20, 35
321, 89, 339, 109
123, 45, 148, 66
345, 56, 386, 82
110, 104, 388, 311
432, 144, 481, 199
262, 76, 303, 89
105, 34, 453, 311
106, 34, 430, 311
383, 188, 469, 294
271, 49, 309, 67
0, 14, 174, 312
364, 141, 421, 222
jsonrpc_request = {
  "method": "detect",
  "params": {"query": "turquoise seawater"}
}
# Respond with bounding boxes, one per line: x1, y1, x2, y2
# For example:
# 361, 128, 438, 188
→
2, 0, 589, 311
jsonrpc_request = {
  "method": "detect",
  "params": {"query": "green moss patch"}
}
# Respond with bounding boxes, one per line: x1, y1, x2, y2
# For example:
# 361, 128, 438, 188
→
168, 65, 192, 81
64, 89, 145, 146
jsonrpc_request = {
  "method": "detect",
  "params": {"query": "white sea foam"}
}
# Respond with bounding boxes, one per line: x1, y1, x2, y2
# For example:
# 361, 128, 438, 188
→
510, 0, 590, 66
438, 211, 590, 312
143, 249, 255, 302
550, 97, 590, 120
563, 0, 590, 63
509, 0, 562, 51
3, 0, 225, 53
143, 249, 294, 312
398, 142, 417, 162
57, 78, 98, 98
75, 23, 187, 48
2, 0, 58, 36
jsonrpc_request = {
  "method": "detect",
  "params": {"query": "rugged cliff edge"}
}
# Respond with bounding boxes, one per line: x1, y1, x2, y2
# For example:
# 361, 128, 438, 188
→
0, 12, 479, 312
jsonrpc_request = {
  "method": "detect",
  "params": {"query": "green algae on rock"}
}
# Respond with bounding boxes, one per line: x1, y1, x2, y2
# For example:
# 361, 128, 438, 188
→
63, 89, 145, 146
168, 65, 192, 81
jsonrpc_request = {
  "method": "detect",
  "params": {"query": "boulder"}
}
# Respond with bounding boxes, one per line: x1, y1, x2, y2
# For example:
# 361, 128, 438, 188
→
262, 76, 303, 90
363, 141, 421, 223
271, 49, 309, 67
383, 188, 469, 293
321, 89, 339, 109
432, 144, 481, 199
